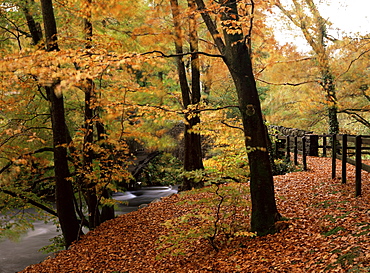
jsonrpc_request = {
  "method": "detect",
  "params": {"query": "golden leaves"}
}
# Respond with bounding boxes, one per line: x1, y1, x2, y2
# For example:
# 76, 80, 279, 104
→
221, 20, 244, 35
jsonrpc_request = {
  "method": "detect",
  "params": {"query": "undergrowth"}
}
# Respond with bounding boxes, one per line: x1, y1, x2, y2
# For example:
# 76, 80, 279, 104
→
156, 182, 255, 258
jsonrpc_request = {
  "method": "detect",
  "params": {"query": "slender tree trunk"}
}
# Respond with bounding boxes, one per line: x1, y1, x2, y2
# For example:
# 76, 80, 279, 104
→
21, 0, 43, 45
96, 114, 115, 222
83, 86, 101, 229
40, 0, 81, 248
46, 86, 81, 247
82, 0, 101, 229
170, 0, 204, 190
40, 0, 58, 51
183, 0, 204, 189
195, 0, 280, 234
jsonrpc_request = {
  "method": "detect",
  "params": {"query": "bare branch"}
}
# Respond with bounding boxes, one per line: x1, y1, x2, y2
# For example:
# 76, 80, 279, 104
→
336, 48, 370, 81
257, 78, 317, 86
256, 57, 313, 74
340, 109, 370, 129
141, 50, 224, 59
221, 120, 244, 132
1, 188, 57, 216
339, 108, 370, 113
194, 105, 240, 113
194, 0, 226, 53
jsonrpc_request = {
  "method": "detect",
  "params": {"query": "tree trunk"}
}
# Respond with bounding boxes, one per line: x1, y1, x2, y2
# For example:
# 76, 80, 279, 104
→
170, 0, 204, 190
40, 0, 58, 51
228, 51, 280, 234
96, 115, 115, 223
46, 86, 81, 247
21, 0, 43, 45
322, 70, 339, 135
83, 84, 101, 229
195, 0, 280, 234
82, 4, 102, 228
41, 0, 81, 248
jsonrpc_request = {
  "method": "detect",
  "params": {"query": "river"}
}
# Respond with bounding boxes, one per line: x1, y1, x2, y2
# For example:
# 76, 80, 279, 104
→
0, 186, 177, 273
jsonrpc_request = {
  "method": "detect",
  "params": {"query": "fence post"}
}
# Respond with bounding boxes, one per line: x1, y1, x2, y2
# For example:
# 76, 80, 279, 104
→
355, 136, 362, 197
308, 135, 319, 156
274, 135, 280, 159
286, 136, 290, 163
332, 134, 337, 179
342, 134, 347, 184
294, 136, 298, 165
302, 137, 307, 171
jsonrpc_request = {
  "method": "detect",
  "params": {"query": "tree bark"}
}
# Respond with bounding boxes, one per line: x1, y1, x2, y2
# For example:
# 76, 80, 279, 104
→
96, 120, 115, 223
82, 2, 102, 228
40, 0, 58, 51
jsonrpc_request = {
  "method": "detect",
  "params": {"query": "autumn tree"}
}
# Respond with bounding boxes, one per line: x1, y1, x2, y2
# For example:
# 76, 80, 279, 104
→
194, 0, 281, 234
40, 0, 81, 247
330, 37, 370, 132
273, 0, 339, 134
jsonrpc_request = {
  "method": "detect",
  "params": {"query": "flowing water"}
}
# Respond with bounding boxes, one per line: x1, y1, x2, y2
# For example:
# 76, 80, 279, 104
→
0, 186, 177, 273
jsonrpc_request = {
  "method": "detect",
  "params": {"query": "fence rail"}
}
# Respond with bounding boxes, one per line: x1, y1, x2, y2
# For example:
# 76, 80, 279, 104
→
275, 134, 370, 197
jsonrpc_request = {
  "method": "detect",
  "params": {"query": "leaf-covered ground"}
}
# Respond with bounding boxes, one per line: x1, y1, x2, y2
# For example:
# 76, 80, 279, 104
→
21, 157, 370, 272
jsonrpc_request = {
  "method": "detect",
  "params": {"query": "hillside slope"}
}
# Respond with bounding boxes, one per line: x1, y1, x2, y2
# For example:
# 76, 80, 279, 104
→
21, 157, 370, 272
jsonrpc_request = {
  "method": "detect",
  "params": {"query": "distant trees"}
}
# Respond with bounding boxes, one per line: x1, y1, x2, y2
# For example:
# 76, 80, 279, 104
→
274, 0, 339, 135
264, 0, 370, 135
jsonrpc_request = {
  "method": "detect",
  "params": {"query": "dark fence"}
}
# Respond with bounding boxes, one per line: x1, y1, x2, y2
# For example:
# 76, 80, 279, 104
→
275, 134, 370, 197
274, 134, 319, 171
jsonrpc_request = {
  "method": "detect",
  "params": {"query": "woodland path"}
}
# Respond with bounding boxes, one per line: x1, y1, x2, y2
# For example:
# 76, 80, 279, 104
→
21, 156, 370, 272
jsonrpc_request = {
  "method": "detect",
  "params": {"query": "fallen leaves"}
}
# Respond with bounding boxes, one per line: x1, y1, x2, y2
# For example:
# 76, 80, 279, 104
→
21, 156, 370, 272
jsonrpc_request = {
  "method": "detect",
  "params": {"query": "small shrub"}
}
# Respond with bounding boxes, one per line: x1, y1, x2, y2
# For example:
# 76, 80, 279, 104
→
272, 158, 301, 175
39, 234, 66, 253
157, 182, 253, 257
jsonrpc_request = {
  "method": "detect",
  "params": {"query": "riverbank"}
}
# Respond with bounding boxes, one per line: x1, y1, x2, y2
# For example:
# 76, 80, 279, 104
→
21, 157, 370, 272
0, 186, 177, 273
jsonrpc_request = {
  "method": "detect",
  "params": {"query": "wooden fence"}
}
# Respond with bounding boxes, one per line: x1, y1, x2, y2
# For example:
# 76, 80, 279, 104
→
275, 134, 370, 197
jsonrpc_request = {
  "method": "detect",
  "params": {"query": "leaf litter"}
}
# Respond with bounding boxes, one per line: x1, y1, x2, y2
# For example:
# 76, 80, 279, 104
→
21, 157, 370, 272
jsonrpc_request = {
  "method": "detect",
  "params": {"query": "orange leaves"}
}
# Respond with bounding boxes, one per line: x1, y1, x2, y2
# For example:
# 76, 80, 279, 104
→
18, 156, 369, 272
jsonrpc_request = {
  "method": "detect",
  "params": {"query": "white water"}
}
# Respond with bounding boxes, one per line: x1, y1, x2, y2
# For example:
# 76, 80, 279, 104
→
0, 186, 177, 273
0, 221, 59, 273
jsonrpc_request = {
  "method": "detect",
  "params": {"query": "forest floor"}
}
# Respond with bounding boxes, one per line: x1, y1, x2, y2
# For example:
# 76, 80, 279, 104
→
21, 157, 370, 272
